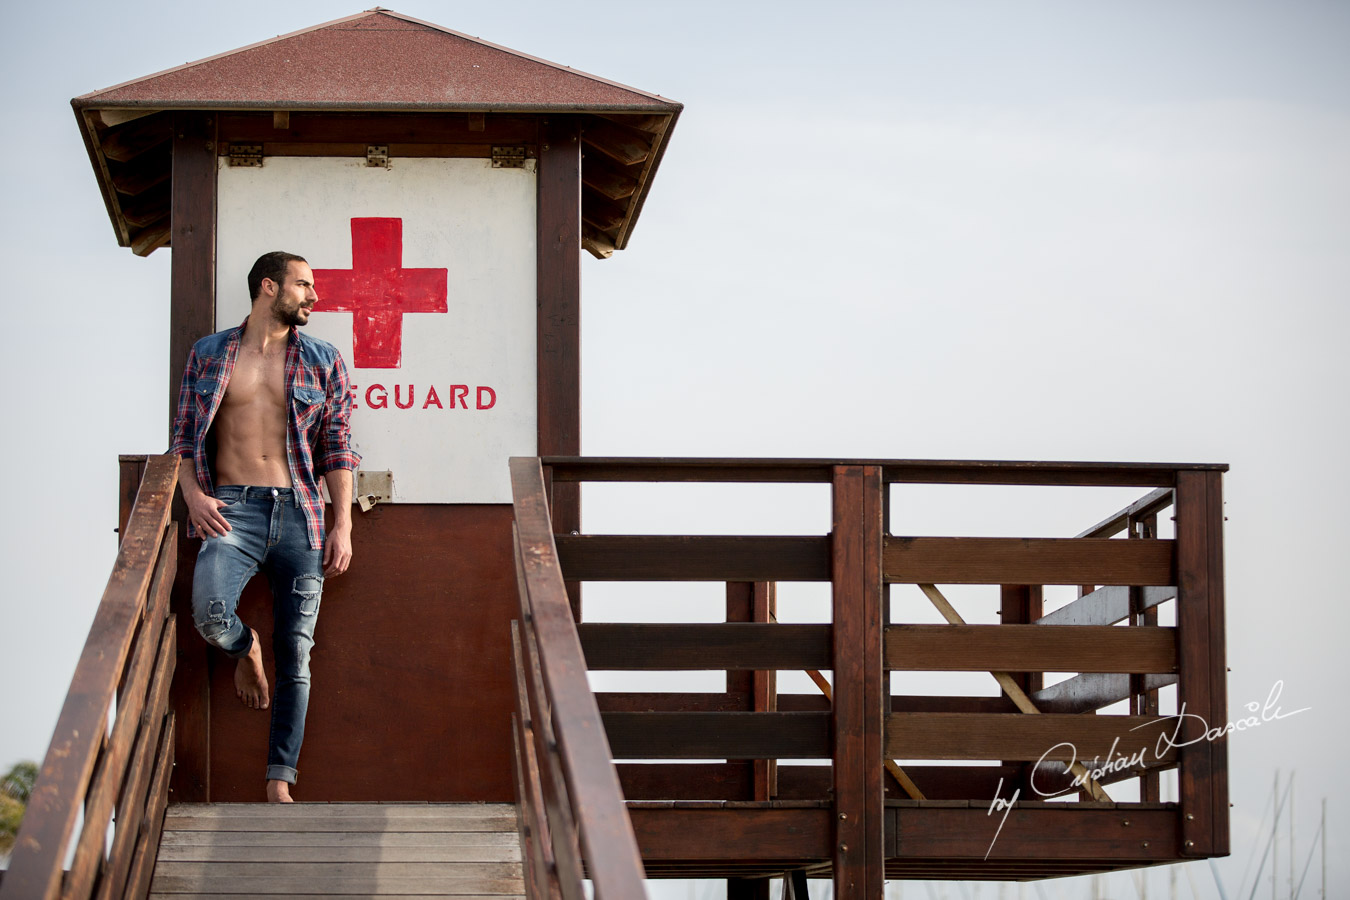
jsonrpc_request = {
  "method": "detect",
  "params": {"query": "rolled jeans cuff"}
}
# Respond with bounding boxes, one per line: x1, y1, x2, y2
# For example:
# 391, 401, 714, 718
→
266, 764, 298, 785
219, 620, 254, 659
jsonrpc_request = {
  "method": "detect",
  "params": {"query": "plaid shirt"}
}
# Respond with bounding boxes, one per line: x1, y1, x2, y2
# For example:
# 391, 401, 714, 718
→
169, 321, 361, 549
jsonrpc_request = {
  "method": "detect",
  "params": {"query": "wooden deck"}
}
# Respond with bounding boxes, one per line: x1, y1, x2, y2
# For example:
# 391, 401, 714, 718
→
149, 803, 524, 898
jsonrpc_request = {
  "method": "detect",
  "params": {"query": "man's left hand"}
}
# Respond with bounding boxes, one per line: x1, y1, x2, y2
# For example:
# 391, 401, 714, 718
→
323, 525, 352, 576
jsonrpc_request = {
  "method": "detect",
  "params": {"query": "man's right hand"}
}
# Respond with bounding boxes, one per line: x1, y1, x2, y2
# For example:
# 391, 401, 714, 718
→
186, 491, 232, 538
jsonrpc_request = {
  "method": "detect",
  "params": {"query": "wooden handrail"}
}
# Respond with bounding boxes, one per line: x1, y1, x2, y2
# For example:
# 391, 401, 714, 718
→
509, 456, 648, 900
2, 455, 179, 900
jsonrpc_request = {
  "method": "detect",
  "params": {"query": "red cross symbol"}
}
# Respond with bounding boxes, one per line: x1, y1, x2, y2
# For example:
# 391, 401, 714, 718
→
311, 218, 448, 369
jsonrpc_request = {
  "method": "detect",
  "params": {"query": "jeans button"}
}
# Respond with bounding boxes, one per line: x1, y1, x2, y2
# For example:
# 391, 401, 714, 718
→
271, 488, 279, 498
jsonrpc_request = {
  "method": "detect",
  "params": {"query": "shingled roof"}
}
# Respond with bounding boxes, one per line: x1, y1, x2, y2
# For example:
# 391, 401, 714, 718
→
72, 8, 682, 257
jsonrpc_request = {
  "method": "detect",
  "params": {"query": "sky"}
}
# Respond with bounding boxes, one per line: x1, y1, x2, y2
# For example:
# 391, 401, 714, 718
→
2, 1, 1348, 897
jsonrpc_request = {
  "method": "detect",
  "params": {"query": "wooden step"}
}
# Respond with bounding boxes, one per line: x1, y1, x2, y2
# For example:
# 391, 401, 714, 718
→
149, 802, 524, 898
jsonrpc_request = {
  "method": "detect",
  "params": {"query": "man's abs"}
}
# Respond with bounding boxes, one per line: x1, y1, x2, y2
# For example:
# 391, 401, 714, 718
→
214, 351, 292, 488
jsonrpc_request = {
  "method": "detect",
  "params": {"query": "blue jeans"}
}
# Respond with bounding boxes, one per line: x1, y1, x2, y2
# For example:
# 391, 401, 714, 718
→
191, 486, 324, 785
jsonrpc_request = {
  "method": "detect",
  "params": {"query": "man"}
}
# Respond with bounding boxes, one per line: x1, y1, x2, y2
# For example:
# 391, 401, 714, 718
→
170, 251, 359, 803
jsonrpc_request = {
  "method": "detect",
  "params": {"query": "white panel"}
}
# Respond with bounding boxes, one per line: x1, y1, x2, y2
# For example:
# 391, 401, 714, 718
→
217, 157, 537, 503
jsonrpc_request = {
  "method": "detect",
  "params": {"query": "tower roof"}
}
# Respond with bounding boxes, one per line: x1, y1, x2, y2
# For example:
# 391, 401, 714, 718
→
73, 9, 682, 256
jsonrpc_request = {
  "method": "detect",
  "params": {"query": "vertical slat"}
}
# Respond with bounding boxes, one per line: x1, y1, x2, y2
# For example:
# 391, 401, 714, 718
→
830, 466, 884, 900
512, 620, 565, 900
1176, 470, 1216, 857
1129, 510, 1162, 804
752, 581, 778, 801
1203, 472, 1229, 855
536, 119, 583, 620
167, 110, 217, 804
63, 528, 176, 900
92, 618, 177, 900
999, 584, 1042, 798
119, 711, 174, 900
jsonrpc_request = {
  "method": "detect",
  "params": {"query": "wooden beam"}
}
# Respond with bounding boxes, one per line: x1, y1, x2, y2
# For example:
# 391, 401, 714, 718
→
581, 116, 653, 167
216, 112, 539, 144
627, 807, 831, 861
99, 111, 172, 163
536, 119, 582, 615
889, 806, 1178, 861
830, 465, 885, 900
556, 535, 831, 582
167, 112, 217, 802
579, 623, 830, 670
884, 712, 1181, 765
1175, 470, 1229, 856
884, 537, 1175, 586
581, 157, 638, 200
884, 624, 1177, 674
603, 711, 830, 759
108, 143, 171, 196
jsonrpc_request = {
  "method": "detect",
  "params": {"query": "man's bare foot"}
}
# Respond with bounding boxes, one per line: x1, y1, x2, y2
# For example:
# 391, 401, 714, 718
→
235, 628, 270, 709
266, 779, 294, 803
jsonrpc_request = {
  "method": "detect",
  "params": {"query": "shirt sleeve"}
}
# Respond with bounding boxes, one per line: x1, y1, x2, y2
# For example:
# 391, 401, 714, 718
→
168, 347, 200, 459
315, 352, 361, 476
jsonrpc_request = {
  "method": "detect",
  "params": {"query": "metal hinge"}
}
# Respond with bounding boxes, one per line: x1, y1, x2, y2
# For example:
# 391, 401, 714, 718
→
227, 144, 263, 167
491, 146, 527, 169
366, 145, 390, 168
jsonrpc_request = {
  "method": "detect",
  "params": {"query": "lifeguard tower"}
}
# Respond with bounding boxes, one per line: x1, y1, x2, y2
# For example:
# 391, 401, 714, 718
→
3, 10, 1230, 900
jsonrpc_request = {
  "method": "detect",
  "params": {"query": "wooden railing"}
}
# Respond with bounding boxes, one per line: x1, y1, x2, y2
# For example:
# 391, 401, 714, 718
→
515, 457, 1229, 895
509, 457, 649, 900
2, 456, 180, 900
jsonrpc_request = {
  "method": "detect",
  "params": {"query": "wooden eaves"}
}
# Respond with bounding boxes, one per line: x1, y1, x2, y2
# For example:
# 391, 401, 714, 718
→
70, 8, 682, 260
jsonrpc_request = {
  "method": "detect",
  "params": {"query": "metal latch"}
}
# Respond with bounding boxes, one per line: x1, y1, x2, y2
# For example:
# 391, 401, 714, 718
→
227, 144, 263, 167
356, 470, 393, 512
366, 145, 390, 168
491, 146, 526, 168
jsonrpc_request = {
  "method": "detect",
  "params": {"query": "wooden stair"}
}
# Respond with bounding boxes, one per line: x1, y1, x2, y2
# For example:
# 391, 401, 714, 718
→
148, 802, 524, 898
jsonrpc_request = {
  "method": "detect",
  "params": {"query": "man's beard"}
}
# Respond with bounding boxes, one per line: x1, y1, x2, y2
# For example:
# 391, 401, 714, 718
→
273, 298, 310, 327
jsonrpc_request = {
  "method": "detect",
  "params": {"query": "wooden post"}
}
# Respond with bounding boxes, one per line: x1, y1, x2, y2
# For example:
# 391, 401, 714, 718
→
536, 117, 582, 619
1000, 583, 1042, 797
167, 110, 217, 801
727, 582, 778, 801
830, 466, 884, 899
1175, 470, 1228, 856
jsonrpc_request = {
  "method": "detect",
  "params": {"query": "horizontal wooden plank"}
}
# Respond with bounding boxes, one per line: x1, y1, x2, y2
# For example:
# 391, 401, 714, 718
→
604, 712, 831, 759
162, 815, 517, 833
163, 803, 516, 818
884, 537, 1175, 585
149, 863, 522, 895
627, 807, 831, 860
150, 896, 523, 900
160, 830, 521, 848
580, 623, 831, 670
150, 896, 522, 900
889, 806, 1179, 860
884, 624, 1177, 674
542, 457, 1225, 486
1033, 672, 1179, 714
156, 844, 521, 864
556, 535, 831, 581
885, 712, 1182, 765
1037, 585, 1175, 627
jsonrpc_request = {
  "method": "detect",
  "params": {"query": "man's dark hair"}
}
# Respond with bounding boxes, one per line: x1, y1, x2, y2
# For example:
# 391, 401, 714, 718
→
248, 251, 308, 300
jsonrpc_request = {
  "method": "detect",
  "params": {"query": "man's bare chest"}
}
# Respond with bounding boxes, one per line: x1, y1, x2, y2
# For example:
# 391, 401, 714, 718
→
222, 350, 287, 412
